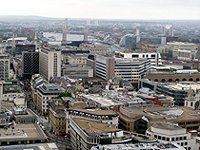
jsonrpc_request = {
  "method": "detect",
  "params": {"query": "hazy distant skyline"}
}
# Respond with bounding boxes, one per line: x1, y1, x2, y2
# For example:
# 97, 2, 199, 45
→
1, 0, 200, 20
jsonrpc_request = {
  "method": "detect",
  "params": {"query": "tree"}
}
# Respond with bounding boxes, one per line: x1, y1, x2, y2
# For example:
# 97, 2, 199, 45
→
58, 92, 72, 98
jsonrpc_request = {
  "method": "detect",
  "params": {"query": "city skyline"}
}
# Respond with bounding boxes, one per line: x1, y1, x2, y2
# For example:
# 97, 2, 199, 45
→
0, 0, 200, 20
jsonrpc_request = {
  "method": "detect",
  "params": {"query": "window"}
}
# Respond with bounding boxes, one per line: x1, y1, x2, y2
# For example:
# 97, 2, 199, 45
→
158, 136, 161, 140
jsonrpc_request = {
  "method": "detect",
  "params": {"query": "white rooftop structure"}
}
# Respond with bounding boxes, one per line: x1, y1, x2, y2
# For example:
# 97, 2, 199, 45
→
91, 143, 185, 150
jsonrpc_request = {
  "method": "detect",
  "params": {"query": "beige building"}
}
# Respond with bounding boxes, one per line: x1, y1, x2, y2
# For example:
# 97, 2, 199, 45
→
48, 99, 67, 135
118, 106, 200, 134
66, 108, 118, 133
70, 118, 132, 150
39, 46, 61, 81
34, 83, 62, 116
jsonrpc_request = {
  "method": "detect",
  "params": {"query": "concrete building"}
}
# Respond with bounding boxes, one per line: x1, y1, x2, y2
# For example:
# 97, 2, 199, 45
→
70, 118, 132, 150
146, 122, 197, 150
0, 80, 24, 103
62, 64, 93, 78
95, 54, 151, 82
48, 99, 67, 135
115, 51, 162, 66
14, 108, 37, 124
0, 123, 47, 146
0, 54, 10, 81
139, 79, 194, 106
66, 108, 118, 133
34, 83, 62, 116
39, 46, 61, 81
158, 42, 198, 61
31, 74, 48, 111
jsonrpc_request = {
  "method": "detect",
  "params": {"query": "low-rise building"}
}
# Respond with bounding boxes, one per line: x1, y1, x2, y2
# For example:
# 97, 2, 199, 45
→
118, 106, 200, 134
146, 122, 197, 150
66, 108, 118, 133
14, 108, 37, 124
0, 123, 47, 146
0, 80, 24, 102
70, 118, 132, 150
35, 83, 62, 116
48, 99, 68, 135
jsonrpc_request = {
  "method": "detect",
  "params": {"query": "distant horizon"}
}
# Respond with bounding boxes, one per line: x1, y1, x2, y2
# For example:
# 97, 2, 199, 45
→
0, 15, 200, 22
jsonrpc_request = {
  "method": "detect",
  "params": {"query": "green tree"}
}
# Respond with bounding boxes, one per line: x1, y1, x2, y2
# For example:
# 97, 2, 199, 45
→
58, 92, 72, 98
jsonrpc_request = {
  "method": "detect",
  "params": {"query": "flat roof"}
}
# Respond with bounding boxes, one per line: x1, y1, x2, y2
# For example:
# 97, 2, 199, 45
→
0, 124, 47, 141
152, 122, 182, 131
68, 108, 117, 116
121, 106, 200, 122
0, 143, 58, 150
91, 143, 185, 150
73, 118, 121, 135
167, 82, 200, 91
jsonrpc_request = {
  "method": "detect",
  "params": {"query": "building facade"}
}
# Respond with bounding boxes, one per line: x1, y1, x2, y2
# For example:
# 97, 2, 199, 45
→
39, 46, 61, 81
22, 51, 39, 78
34, 83, 62, 116
66, 108, 118, 133
70, 118, 132, 150
0, 54, 10, 81
95, 54, 151, 82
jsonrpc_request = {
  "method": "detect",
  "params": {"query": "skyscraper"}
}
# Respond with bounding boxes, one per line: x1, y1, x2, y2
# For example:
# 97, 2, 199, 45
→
62, 19, 68, 45
22, 51, 39, 78
0, 54, 10, 81
39, 46, 61, 81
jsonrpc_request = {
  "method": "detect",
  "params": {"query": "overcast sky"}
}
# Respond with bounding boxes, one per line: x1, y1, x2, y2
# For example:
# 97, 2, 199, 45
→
1, 0, 200, 20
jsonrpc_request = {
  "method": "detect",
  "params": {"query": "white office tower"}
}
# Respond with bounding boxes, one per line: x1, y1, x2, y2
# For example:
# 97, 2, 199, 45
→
39, 46, 61, 81
34, 31, 38, 50
135, 28, 141, 43
62, 18, 68, 45
169, 26, 174, 36
162, 26, 167, 35
84, 26, 89, 42
161, 36, 167, 45
0, 54, 10, 81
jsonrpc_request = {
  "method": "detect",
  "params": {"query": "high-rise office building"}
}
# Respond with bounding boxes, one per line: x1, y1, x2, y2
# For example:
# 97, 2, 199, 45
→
0, 54, 10, 81
39, 46, 61, 81
22, 51, 39, 78
95, 54, 151, 82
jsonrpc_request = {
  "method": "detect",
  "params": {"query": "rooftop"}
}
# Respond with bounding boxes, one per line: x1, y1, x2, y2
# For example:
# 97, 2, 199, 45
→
91, 142, 185, 150
0, 143, 58, 150
0, 124, 47, 141
73, 118, 121, 135
152, 122, 183, 131
120, 106, 200, 122
3, 80, 23, 94
68, 108, 117, 116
